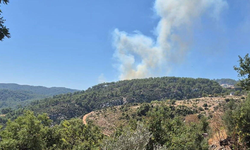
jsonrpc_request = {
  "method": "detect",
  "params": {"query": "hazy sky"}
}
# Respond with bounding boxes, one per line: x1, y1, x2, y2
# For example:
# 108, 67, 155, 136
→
0, 0, 250, 90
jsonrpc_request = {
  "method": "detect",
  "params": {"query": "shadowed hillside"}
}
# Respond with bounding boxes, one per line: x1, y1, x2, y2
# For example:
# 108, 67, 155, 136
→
0, 83, 78, 110
0, 83, 78, 96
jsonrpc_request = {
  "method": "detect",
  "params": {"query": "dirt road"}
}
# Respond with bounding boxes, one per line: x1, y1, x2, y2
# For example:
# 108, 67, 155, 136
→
83, 112, 93, 125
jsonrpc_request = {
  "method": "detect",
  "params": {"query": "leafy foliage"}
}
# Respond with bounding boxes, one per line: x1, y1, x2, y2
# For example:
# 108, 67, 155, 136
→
0, 0, 10, 41
222, 53, 250, 149
224, 94, 250, 149
0, 111, 53, 150
234, 53, 250, 90
57, 119, 103, 149
145, 105, 208, 149
0, 111, 104, 150
104, 103, 208, 150
103, 123, 151, 150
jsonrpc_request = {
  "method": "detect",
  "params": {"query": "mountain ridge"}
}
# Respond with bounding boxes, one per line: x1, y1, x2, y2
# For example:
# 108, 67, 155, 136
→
0, 83, 79, 110
0, 83, 78, 96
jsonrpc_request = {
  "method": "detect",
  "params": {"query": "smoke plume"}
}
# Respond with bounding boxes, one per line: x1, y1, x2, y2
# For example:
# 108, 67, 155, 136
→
113, 0, 228, 80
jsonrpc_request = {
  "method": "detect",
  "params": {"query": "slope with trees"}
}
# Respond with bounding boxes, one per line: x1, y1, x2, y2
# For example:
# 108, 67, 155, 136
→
103, 103, 209, 150
222, 53, 250, 149
1, 54, 249, 149
0, 103, 209, 150
0, 89, 45, 109
0, 83, 78, 96
214, 78, 238, 86
3, 77, 224, 123
0, 83, 78, 110
0, 111, 104, 150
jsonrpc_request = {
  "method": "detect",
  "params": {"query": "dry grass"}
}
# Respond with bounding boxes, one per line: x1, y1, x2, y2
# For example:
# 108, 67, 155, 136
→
85, 106, 138, 136
185, 114, 199, 124
176, 95, 242, 116
84, 95, 245, 147
208, 113, 227, 146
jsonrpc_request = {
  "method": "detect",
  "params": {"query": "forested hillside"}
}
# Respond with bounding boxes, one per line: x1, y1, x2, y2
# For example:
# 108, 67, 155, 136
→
3, 77, 224, 123
0, 83, 78, 110
0, 89, 46, 109
0, 83, 78, 96
214, 78, 238, 86
0, 102, 210, 150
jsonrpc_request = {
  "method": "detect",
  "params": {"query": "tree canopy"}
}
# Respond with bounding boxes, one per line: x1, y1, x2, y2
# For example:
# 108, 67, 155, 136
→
0, 111, 104, 150
222, 53, 250, 149
0, 0, 10, 41
234, 53, 250, 90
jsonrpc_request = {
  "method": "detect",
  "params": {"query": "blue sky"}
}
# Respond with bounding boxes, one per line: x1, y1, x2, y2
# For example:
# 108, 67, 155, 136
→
0, 0, 249, 90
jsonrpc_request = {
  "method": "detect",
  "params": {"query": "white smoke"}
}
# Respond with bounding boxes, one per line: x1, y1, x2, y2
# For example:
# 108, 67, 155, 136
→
98, 73, 107, 83
113, 0, 228, 80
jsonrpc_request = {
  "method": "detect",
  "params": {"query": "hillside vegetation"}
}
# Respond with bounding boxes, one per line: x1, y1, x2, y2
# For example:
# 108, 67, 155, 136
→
3, 77, 225, 123
86, 95, 243, 136
1, 69, 248, 149
0, 100, 211, 150
0, 83, 78, 110
0, 83, 78, 96
1, 93, 249, 150
0, 89, 46, 109
214, 79, 238, 86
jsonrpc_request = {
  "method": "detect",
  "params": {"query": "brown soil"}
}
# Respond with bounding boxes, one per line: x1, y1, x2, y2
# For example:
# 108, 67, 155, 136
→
82, 112, 94, 125
83, 95, 244, 148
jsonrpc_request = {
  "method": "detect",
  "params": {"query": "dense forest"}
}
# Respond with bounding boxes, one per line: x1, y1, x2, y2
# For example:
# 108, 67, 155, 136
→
2, 77, 224, 123
0, 83, 78, 96
0, 83, 78, 110
0, 89, 45, 109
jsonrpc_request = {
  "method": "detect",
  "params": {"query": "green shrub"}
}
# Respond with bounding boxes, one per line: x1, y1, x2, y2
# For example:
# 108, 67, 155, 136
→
199, 107, 204, 111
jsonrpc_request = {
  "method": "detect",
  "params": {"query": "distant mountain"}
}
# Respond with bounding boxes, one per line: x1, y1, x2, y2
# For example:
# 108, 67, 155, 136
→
0, 89, 45, 109
0, 83, 78, 96
214, 79, 238, 86
0, 83, 78, 109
